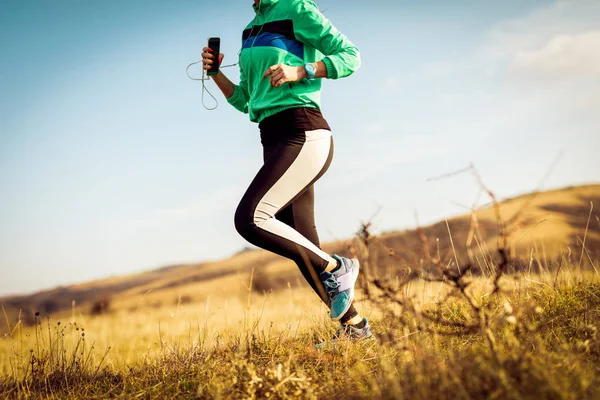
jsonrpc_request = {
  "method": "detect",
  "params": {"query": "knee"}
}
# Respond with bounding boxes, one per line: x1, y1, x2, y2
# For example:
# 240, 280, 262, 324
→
234, 203, 254, 239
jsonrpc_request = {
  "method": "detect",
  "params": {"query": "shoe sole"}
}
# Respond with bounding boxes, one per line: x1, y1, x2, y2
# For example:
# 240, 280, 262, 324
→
330, 258, 360, 321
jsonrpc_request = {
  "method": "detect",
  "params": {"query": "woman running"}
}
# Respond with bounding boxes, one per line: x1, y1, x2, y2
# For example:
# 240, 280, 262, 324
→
201, 0, 372, 340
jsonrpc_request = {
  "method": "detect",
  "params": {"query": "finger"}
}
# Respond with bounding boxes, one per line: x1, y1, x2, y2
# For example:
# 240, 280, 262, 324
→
270, 72, 281, 85
272, 74, 286, 87
271, 71, 283, 81
201, 53, 215, 61
203, 59, 214, 66
274, 77, 286, 88
271, 76, 282, 86
264, 64, 282, 79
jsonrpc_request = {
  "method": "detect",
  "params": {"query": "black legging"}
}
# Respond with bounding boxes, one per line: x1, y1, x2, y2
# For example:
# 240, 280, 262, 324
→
234, 107, 358, 323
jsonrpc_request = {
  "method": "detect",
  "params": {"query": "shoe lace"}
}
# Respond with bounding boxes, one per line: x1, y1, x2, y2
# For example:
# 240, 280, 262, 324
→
322, 275, 340, 299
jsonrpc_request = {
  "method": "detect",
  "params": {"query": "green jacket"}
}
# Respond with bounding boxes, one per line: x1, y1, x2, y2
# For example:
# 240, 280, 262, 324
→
227, 0, 360, 123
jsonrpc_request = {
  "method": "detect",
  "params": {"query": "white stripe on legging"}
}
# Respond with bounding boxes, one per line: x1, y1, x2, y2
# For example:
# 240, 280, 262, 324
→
253, 129, 332, 262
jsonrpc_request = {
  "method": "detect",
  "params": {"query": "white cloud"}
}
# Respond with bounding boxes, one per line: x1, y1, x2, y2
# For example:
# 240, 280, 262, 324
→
474, 0, 600, 119
340, 0, 600, 203
511, 30, 600, 78
480, 0, 600, 62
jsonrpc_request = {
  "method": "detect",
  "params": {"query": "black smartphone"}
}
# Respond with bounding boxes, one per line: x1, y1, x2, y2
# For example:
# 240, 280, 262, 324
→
207, 37, 221, 76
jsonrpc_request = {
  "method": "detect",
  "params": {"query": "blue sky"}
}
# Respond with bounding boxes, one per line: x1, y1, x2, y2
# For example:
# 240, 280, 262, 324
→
1, 0, 599, 296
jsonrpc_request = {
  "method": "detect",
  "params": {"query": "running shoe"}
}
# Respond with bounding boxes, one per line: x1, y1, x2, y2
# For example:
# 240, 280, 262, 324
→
319, 254, 360, 321
334, 318, 373, 340
315, 318, 374, 350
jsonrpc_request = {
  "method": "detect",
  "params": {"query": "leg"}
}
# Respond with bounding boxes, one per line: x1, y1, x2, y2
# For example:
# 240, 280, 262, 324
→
278, 187, 360, 324
234, 129, 334, 274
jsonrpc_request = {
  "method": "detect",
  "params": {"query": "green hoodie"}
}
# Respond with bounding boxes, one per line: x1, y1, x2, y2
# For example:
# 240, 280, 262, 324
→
226, 0, 360, 123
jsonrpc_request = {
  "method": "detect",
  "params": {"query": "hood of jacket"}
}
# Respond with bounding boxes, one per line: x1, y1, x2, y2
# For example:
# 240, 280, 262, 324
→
253, 0, 279, 15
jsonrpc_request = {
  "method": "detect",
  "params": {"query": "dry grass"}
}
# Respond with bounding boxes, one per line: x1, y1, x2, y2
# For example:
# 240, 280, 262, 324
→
1, 261, 599, 399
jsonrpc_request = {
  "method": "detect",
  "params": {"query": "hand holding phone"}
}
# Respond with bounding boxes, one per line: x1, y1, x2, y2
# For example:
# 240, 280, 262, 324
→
206, 37, 221, 76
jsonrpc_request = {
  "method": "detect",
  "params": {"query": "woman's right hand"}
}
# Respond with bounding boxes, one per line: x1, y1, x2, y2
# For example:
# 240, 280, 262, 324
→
202, 47, 224, 72
200, 47, 234, 99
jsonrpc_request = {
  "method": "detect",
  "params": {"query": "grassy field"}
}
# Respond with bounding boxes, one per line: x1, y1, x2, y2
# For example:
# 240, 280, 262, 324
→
0, 267, 600, 399
1, 264, 599, 399
1, 184, 599, 399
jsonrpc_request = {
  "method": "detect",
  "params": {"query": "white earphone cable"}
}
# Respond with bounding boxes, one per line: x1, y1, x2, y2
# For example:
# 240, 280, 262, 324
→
185, 60, 238, 111
187, 1, 266, 111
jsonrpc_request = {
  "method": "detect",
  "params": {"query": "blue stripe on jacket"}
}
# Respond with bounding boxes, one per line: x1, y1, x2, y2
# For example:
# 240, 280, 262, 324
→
243, 32, 304, 60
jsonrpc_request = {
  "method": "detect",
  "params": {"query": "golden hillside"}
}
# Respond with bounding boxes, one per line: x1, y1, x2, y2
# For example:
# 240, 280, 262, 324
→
1, 183, 599, 332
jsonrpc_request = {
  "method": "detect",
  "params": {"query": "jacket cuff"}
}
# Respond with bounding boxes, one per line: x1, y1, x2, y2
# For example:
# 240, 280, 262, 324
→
226, 85, 246, 111
322, 57, 338, 79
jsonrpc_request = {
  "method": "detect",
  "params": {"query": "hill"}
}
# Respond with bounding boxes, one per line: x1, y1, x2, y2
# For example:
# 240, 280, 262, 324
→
1, 183, 599, 332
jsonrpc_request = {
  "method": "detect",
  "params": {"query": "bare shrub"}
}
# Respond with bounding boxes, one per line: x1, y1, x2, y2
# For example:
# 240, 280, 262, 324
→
90, 297, 111, 316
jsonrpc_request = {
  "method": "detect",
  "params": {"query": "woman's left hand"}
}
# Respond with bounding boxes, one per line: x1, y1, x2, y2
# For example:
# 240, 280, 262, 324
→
263, 64, 305, 88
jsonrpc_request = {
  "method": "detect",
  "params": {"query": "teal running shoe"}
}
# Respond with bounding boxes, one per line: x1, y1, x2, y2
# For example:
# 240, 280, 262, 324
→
334, 318, 373, 340
319, 254, 360, 321
315, 318, 374, 350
